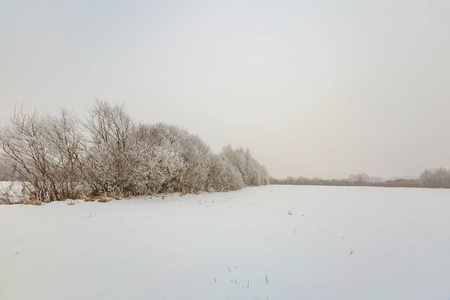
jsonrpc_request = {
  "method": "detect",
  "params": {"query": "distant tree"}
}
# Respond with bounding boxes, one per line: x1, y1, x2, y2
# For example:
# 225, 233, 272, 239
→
420, 168, 450, 188
348, 173, 370, 186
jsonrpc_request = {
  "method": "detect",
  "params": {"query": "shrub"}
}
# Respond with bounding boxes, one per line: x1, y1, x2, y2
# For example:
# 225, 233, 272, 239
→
0, 109, 85, 202
220, 145, 269, 186
0, 102, 270, 203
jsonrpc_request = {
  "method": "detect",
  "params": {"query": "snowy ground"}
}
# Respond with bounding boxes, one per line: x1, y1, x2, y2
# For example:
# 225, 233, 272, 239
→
1, 185, 450, 299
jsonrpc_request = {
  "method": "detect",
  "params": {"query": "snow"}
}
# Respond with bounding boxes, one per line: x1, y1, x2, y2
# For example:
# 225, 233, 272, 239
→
1, 185, 450, 299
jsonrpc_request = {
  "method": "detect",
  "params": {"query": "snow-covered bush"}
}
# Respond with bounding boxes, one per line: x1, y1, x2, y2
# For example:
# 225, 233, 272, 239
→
258, 164, 270, 185
221, 145, 248, 184
131, 123, 186, 194
84, 101, 136, 195
133, 123, 212, 193
45, 110, 87, 199
220, 145, 269, 186
206, 154, 245, 192
0, 109, 85, 202
176, 131, 212, 192
0, 102, 270, 202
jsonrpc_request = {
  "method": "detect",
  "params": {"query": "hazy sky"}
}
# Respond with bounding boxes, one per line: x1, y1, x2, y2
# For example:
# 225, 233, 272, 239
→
1, 0, 449, 179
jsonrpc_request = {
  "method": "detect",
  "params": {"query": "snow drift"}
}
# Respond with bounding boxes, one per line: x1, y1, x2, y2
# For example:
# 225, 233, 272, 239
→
1, 185, 449, 299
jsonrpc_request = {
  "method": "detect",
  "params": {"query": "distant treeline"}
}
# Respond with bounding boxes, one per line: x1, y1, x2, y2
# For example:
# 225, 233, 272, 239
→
271, 168, 450, 189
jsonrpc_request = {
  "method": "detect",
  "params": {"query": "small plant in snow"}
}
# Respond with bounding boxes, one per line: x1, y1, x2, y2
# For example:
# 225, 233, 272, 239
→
83, 197, 97, 202
29, 200, 43, 206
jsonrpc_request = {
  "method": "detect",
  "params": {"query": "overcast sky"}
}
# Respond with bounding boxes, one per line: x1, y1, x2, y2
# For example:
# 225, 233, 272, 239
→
1, 0, 449, 179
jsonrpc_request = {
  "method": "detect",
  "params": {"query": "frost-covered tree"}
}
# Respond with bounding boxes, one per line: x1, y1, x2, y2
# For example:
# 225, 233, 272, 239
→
133, 123, 212, 193
0, 160, 15, 181
0, 109, 85, 201
259, 164, 270, 185
221, 145, 248, 184
176, 132, 212, 192
45, 110, 87, 199
84, 101, 136, 195
220, 145, 269, 186
206, 154, 245, 192
0, 102, 270, 202
348, 173, 370, 186
419, 168, 450, 188
131, 123, 186, 194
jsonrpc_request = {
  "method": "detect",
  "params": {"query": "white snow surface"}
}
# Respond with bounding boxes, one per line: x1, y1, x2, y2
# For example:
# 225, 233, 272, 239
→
1, 185, 450, 299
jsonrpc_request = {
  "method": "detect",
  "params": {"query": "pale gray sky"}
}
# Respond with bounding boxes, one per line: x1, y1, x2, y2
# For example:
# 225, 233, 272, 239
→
1, 0, 449, 179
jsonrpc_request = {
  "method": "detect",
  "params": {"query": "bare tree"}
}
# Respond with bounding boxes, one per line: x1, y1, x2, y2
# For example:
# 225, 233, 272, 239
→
84, 101, 136, 195
0, 102, 270, 202
0, 109, 85, 201
45, 109, 86, 199
420, 168, 450, 188
348, 173, 370, 186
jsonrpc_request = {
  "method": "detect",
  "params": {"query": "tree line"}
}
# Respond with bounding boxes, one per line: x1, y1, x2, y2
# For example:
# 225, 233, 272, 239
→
0, 101, 269, 203
271, 169, 450, 189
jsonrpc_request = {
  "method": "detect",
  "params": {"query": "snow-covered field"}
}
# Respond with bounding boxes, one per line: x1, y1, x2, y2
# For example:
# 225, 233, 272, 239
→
1, 185, 450, 299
